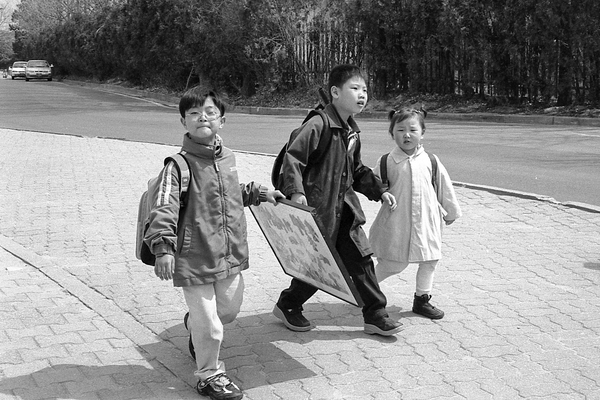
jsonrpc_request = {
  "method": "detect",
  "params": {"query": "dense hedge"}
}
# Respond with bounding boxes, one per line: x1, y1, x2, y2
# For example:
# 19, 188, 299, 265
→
10, 0, 600, 105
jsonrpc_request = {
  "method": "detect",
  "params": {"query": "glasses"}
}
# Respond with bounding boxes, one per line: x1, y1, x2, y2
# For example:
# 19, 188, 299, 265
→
186, 109, 222, 121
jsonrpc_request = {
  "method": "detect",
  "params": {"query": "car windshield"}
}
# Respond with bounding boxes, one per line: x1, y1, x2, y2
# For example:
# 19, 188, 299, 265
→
14, 62, 27, 67
28, 61, 48, 67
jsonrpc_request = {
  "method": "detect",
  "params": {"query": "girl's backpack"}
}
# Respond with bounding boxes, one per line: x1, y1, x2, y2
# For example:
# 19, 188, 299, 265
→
135, 153, 190, 265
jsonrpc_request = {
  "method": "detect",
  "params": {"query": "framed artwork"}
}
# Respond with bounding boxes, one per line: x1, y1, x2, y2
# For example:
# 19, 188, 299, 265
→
250, 199, 363, 307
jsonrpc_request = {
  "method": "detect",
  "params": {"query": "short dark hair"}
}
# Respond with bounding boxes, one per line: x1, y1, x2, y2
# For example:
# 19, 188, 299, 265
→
327, 64, 364, 99
179, 87, 226, 118
387, 108, 427, 136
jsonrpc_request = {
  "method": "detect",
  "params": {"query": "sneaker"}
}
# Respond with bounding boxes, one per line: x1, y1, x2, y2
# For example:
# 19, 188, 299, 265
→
364, 317, 402, 336
184, 312, 196, 360
273, 303, 312, 332
197, 373, 243, 400
412, 293, 445, 320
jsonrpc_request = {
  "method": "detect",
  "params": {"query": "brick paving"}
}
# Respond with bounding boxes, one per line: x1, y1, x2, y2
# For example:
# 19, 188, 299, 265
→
1, 127, 600, 399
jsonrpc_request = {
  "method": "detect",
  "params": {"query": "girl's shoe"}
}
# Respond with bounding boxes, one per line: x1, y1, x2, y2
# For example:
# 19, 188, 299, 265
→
412, 294, 445, 319
184, 312, 196, 360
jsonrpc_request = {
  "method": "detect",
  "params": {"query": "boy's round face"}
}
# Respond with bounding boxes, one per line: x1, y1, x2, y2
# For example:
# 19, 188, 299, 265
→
180, 97, 225, 145
331, 76, 368, 117
392, 116, 424, 155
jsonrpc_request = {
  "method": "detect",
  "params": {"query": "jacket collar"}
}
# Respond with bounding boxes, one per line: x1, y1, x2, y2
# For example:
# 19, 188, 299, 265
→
182, 133, 223, 158
324, 104, 361, 133
390, 144, 424, 162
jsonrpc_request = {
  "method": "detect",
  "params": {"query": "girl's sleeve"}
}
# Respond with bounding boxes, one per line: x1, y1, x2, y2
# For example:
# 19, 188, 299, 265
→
435, 156, 463, 221
143, 161, 182, 256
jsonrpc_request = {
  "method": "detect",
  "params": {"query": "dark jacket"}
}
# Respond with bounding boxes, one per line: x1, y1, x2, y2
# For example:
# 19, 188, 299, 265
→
144, 134, 267, 286
280, 104, 386, 256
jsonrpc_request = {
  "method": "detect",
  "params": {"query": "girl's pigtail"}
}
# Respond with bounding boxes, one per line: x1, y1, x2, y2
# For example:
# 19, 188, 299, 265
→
387, 109, 396, 120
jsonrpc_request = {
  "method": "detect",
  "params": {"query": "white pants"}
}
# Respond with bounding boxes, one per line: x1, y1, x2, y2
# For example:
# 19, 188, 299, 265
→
375, 258, 438, 296
182, 273, 244, 381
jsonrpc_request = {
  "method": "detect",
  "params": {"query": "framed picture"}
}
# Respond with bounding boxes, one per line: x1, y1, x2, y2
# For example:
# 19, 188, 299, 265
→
250, 199, 363, 307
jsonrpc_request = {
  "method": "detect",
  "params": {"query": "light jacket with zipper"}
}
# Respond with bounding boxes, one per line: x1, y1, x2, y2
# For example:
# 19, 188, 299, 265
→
144, 134, 267, 287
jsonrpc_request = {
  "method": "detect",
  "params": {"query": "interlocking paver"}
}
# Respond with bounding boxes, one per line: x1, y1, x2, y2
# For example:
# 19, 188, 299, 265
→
1, 127, 600, 399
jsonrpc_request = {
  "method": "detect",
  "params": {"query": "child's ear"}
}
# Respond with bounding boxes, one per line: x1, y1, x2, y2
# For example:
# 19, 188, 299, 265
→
180, 116, 186, 128
219, 116, 226, 127
330, 86, 339, 99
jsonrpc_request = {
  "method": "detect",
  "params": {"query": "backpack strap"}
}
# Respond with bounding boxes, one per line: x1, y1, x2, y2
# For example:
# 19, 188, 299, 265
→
164, 152, 191, 206
379, 152, 390, 187
305, 109, 332, 165
427, 152, 438, 196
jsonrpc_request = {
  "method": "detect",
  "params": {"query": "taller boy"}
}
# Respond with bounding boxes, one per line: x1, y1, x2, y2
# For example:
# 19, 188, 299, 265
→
273, 64, 401, 336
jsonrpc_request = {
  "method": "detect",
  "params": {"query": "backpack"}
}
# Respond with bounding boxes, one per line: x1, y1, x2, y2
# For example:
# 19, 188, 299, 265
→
271, 87, 337, 189
379, 151, 439, 195
271, 109, 332, 188
135, 153, 190, 266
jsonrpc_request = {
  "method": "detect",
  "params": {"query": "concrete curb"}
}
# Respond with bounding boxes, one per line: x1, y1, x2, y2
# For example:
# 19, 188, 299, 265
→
452, 181, 600, 214
61, 79, 600, 127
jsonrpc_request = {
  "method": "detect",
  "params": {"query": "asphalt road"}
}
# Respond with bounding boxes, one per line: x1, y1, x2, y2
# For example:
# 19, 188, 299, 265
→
1, 77, 599, 207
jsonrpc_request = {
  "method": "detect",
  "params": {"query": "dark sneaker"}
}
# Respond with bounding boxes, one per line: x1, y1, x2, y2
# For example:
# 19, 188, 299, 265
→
364, 317, 402, 336
197, 373, 243, 400
273, 304, 312, 332
413, 293, 445, 320
184, 312, 196, 360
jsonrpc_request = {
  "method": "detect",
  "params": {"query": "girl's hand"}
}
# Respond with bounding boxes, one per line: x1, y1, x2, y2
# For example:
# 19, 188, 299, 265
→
266, 190, 285, 204
154, 254, 175, 280
382, 192, 397, 211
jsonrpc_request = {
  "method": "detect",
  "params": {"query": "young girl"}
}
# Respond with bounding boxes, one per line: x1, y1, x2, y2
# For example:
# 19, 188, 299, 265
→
369, 108, 462, 320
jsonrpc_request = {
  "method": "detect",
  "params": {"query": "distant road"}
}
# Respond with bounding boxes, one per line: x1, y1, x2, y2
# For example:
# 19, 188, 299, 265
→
1, 78, 599, 207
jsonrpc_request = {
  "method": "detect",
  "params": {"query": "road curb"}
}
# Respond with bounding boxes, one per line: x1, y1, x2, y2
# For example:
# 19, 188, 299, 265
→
60, 79, 600, 126
453, 181, 600, 213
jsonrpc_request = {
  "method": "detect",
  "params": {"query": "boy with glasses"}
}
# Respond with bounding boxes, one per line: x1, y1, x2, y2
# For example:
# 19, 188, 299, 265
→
144, 87, 283, 400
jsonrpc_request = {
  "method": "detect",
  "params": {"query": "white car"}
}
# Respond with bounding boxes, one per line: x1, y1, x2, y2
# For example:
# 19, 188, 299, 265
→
25, 60, 53, 81
11, 61, 27, 79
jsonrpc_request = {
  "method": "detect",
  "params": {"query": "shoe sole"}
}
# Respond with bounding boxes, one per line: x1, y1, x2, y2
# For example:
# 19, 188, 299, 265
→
363, 323, 403, 336
273, 305, 313, 332
412, 309, 445, 320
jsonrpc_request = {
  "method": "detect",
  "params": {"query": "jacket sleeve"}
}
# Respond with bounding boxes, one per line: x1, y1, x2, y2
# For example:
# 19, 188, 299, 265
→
240, 182, 268, 206
351, 138, 387, 201
280, 116, 324, 197
143, 161, 181, 256
435, 156, 463, 221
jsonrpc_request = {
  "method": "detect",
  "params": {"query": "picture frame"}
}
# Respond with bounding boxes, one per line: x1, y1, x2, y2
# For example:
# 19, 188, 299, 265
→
250, 199, 363, 307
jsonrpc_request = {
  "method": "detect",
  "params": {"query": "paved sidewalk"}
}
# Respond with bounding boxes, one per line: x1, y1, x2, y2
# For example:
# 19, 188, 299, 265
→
1, 128, 600, 400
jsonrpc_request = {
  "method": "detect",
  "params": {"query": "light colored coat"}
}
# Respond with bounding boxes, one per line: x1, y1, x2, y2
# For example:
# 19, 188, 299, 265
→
369, 146, 462, 262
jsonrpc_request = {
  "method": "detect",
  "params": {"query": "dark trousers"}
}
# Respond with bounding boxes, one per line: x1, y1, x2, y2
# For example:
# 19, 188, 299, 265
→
277, 206, 389, 323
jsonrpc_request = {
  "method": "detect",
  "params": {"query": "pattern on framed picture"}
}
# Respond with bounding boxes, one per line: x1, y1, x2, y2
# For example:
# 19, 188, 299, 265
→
250, 199, 363, 306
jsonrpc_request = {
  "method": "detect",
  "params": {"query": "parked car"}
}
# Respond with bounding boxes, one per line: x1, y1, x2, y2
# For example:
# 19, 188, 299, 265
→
11, 61, 27, 79
25, 60, 53, 81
